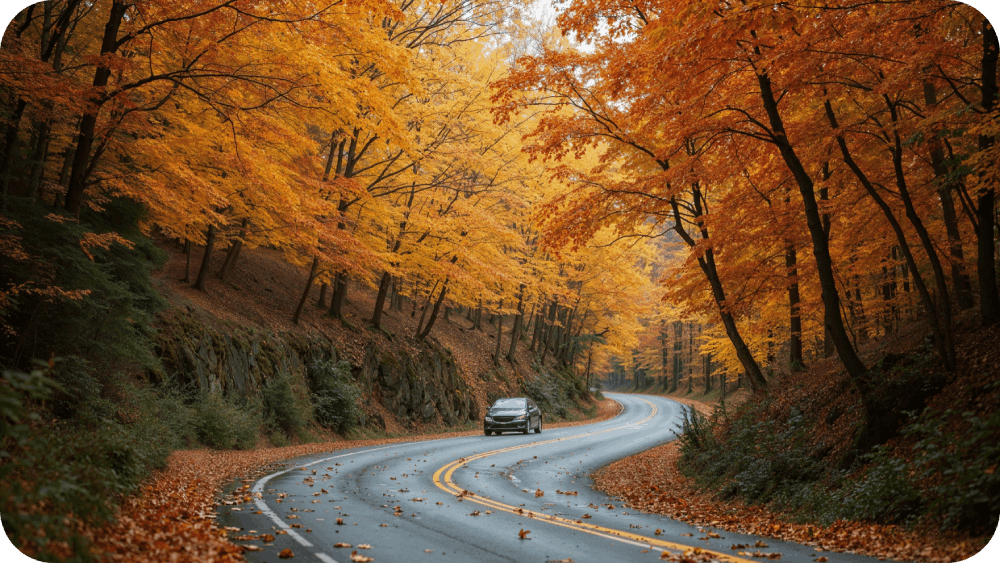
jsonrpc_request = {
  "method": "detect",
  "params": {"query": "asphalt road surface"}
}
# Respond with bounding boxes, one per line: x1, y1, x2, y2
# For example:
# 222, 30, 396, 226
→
219, 394, 882, 563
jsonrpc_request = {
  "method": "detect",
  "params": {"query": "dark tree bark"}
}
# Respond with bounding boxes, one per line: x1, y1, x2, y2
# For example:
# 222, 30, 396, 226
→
328, 272, 349, 319
317, 282, 329, 308
193, 225, 217, 292
757, 72, 867, 381
669, 191, 766, 390
493, 301, 504, 365
417, 282, 448, 340
507, 285, 525, 363
977, 18, 1000, 326
219, 218, 248, 283
924, 80, 974, 310
825, 99, 954, 369
293, 257, 320, 325
415, 280, 439, 337
372, 271, 392, 328
786, 243, 804, 369
182, 239, 192, 283
65, 0, 128, 216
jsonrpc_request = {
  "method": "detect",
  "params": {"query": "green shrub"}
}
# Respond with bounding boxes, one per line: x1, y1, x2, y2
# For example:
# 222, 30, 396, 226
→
905, 406, 1000, 534
2, 365, 197, 560
308, 360, 361, 434
263, 371, 310, 435
191, 392, 259, 449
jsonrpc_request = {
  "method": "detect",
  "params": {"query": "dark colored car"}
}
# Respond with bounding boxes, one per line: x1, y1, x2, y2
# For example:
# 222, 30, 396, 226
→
484, 397, 542, 435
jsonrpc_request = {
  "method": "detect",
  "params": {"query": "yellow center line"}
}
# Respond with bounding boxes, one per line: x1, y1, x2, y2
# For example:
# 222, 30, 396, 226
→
432, 398, 756, 563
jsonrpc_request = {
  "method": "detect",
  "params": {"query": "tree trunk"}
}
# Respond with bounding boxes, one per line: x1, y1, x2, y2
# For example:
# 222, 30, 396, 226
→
293, 257, 320, 325
786, 243, 804, 370
415, 280, 440, 337
529, 312, 541, 352
317, 282, 328, 308
193, 225, 217, 292
182, 240, 192, 283
924, 80, 974, 311
418, 283, 448, 340
493, 301, 504, 365
978, 17, 1000, 327
825, 99, 954, 369
219, 218, 249, 283
64, 1, 128, 217
372, 270, 392, 329
758, 72, 867, 382
328, 272, 349, 319
0, 99, 26, 201
507, 285, 525, 363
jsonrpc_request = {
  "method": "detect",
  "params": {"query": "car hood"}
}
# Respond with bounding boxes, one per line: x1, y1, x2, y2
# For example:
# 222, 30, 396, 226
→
488, 409, 525, 415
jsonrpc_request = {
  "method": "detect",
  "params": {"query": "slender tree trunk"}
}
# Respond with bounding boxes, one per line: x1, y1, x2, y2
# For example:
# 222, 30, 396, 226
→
328, 272, 349, 319
786, 243, 804, 369
372, 271, 392, 329
758, 73, 867, 382
825, 99, 954, 369
507, 285, 525, 363
28, 120, 51, 201
219, 218, 248, 283
978, 17, 1000, 326
0, 99, 26, 200
415, 280, 440, 337
494, 301, 504, 365
924, 80, 974, 311
182, 240, 192, 283
317, 283, 329, 308
193, 225, 217, 292
293, 257, 320, 325
64, 1, 127, 217
529, 312, 541, 352
418, 283, 447, 340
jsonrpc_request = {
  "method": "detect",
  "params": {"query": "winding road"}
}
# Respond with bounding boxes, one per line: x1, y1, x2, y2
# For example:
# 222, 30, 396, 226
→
219, 394, 881, 563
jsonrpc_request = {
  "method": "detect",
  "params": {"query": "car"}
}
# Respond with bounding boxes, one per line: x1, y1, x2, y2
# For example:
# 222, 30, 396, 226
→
483, 397, 542, 435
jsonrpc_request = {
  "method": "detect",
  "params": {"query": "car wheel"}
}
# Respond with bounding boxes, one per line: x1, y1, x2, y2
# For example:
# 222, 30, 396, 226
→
484, 429, 492, 436
534, 419, 542, 434
522, 425, 529, 435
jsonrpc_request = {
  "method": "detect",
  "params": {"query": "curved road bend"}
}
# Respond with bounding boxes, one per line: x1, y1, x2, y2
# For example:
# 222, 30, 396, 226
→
219, 394, 882, 563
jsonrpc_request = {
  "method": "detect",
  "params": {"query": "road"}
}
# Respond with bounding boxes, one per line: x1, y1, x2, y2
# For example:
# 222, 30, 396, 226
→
219, 394, 881, 563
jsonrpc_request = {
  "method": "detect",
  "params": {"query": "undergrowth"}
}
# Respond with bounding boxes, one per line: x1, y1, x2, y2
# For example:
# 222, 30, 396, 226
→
676, 365, 1000, 535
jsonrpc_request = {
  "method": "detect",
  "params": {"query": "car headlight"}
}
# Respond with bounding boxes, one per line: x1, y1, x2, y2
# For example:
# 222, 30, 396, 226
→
514, 414, 526, 421
484, 416, 493, 422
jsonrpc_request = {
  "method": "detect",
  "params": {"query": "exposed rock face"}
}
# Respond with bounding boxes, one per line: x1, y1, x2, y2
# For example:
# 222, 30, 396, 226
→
359, 343, 478, 426
154, 311, 477, 429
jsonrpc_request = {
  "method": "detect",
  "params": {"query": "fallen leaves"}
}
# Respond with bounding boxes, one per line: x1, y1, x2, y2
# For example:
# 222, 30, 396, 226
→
555, 490, 578, 496
278, 548, 294, 558
535, 489, 545, 497
334, 542, 352, 548
350, 550, 374, 562
518, 528, 531, 539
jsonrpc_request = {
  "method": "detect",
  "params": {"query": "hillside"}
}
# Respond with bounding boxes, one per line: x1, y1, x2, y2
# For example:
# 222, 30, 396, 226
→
150, 234, 591, 435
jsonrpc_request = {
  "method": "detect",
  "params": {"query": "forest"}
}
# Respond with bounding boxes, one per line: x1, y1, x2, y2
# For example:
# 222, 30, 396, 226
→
1, 0, 998, 561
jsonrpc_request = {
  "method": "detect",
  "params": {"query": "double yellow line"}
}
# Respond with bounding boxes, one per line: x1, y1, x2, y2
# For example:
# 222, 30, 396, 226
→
431, 398, 754, 562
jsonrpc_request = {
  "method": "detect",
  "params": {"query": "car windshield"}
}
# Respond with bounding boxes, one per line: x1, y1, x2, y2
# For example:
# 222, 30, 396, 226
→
491, 398, 526, 409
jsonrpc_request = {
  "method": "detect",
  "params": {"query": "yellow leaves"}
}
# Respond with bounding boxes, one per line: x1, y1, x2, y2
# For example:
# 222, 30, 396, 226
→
350, 550, 374, 562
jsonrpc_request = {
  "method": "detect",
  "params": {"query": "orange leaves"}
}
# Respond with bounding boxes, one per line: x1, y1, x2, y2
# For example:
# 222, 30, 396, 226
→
518, 528, 531, 539
534, 488, 545, 497
350, 551, 374, 562
278, 548, 295, 558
